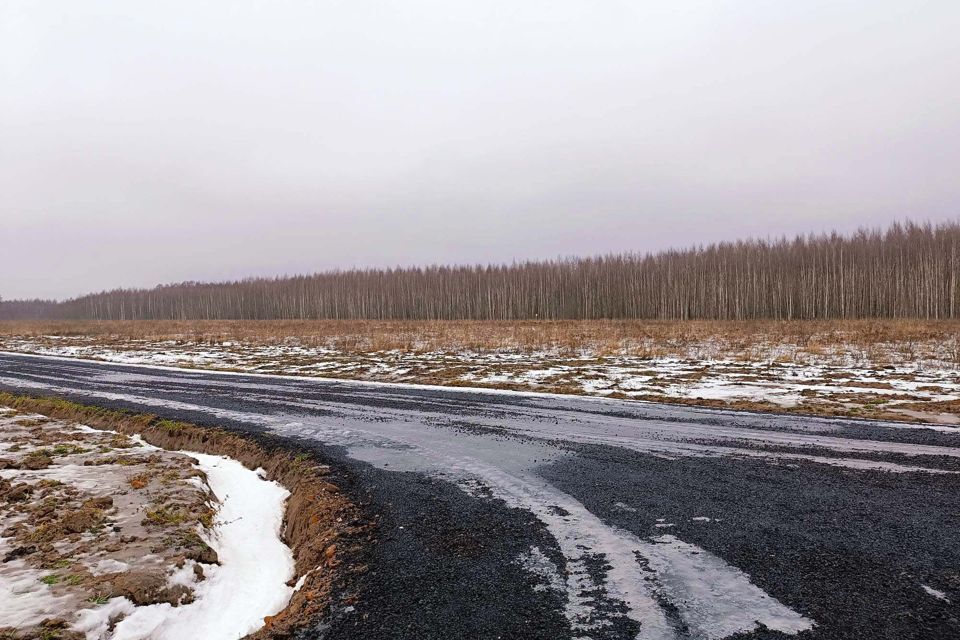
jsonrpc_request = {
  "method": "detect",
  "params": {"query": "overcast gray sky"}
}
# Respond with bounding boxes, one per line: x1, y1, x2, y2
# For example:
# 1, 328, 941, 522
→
2, 1, 959, 300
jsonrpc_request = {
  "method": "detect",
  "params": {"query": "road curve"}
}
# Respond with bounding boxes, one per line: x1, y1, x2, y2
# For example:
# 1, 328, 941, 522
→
1, 351, 958, 639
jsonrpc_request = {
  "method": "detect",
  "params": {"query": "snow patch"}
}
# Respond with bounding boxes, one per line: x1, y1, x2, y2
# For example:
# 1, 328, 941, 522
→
86, 559, 131, 577
643, 534, 813, 637
922, 584, 951, 603
517, 546, 566, 594
0, 539, 73, 628
72, 452, 295, 640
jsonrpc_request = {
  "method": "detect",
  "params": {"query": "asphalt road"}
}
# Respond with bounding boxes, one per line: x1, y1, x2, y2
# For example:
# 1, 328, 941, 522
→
1, 352, 958, 639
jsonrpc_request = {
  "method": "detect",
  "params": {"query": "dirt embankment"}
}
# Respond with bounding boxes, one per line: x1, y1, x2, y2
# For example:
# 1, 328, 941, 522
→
0, 393, 368, 640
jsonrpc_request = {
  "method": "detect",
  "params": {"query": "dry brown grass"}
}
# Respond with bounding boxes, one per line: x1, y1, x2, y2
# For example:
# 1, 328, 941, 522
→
2, 319, 958, 358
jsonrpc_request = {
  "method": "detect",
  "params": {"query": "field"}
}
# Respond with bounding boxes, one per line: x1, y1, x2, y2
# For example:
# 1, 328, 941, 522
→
2, 319, 959, 425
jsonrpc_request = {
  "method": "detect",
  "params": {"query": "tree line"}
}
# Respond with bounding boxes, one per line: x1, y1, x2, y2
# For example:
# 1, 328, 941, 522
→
3, 220, 958, 321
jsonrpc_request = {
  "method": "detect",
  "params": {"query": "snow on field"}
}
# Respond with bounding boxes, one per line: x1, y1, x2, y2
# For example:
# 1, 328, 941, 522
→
74, 453, 294, 640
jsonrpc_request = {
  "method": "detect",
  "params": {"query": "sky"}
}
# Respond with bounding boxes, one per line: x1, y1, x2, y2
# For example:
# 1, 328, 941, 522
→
2, 1, 959, 300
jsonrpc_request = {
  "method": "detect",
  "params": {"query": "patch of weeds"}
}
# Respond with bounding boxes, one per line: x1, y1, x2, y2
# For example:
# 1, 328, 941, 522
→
46, 558, 73, 570
40, 574, 60, 585
167, 529, 207, 551
156, 419, 185, 435
291, 452, 313, 475
37, 496, 60, 509
145, 506, 187, 526
159, 469, 181, 485
197, 506, 215, 528
27, 524, 57, 544
65, 574, 85, 586
128, 473, 151, 490
109, 434, 137, 449
51, 443, 88, 456
89, 593, 111, 605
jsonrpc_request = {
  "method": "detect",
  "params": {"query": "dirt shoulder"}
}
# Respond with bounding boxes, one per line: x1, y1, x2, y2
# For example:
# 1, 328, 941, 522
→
0, 394, 367, 640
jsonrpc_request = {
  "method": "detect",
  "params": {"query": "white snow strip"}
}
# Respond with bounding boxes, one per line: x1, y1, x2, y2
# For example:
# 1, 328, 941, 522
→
72, 452, 295, 640
922, 585, 951, 603
643, 534, 813, 637
74, 598, 137, 639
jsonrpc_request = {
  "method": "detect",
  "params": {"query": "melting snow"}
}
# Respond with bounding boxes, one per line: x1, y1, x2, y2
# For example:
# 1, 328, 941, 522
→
0, 539, 73, 628
86, 559, 131, 577
72, 454, 294, 640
